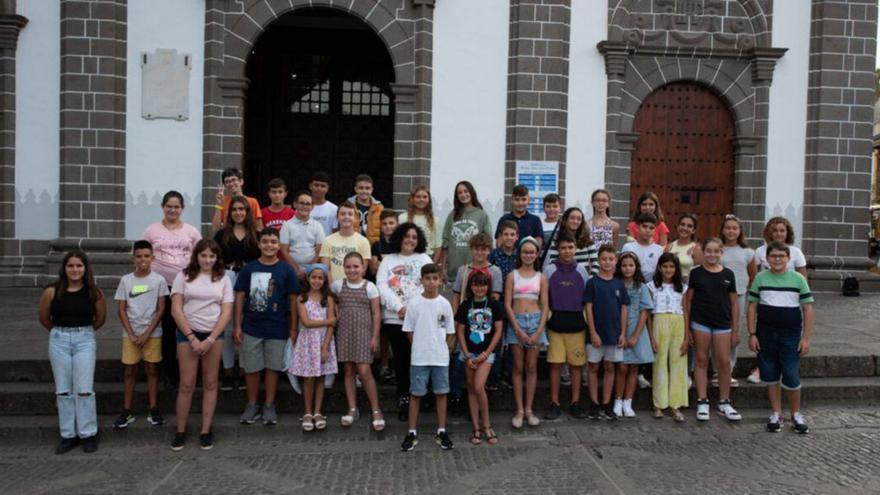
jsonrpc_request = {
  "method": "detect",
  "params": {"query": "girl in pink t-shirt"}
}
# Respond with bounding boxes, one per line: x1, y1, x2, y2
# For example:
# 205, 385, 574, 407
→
169, 239, 232, 451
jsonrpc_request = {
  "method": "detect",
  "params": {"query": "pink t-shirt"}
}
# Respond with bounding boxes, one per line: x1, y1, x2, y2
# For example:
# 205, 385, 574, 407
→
171, 272, 234, 333
627, 220, 670, 244
141, 222, 202, 286
261, 206, 295, 231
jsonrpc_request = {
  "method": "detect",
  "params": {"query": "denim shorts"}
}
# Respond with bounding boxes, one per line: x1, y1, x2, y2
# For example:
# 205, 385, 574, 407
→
458, 350, 496, 365
176, 330, 225, 344
503, 312, 548, 348
756, 328, 801, 390
410, 365, 450, 396
691, 321, 732, 335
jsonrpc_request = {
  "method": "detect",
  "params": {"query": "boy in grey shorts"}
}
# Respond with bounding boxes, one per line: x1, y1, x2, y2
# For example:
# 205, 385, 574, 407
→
234, 228, 300, 425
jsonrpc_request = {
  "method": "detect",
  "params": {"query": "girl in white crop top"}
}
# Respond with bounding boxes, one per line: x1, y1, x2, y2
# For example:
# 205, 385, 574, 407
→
503, 237, 549, 429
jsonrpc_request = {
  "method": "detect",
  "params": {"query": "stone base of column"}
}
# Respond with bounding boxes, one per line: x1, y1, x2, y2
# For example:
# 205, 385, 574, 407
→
808, 255, 880, 293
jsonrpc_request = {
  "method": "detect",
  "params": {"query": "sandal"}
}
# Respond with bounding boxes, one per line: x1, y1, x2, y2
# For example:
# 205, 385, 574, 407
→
670, 408, 685, 423
470, 429, 483, 445
653, 408, 664, 419
483, 426, 498, 445
301, 414, 314, 432
313, 414, 327, 430
525, 410, 541, 427
511, 410, 524, 429
341, 408, 359, 427
371, 410, 386, 432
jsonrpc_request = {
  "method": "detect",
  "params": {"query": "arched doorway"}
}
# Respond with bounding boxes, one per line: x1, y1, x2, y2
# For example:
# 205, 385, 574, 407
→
244, 8, 395, 205
630, 82, 736, 241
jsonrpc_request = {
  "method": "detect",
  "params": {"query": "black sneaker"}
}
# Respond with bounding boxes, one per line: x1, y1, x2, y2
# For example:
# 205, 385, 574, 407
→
569, 402, 589, 419
113, 410, 135, 429
401, 432, 418, 451
603, 402, 618, 421
544, 402, 562, 420
170, 432, 186, 451
55, 437, 79, 455
397, 396, 410, 422
766, 412, 783, 433
81, 435, 98, 453
435, 431, 454, 450
220, 375, 234, 391
587, 401, 601, 420
147, 408, 166, 426
791, 413, 810, 434
199, 431, 215, 450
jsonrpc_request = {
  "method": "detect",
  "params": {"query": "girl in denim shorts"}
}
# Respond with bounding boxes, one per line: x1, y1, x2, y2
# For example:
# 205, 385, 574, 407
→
503, 237, 548, 429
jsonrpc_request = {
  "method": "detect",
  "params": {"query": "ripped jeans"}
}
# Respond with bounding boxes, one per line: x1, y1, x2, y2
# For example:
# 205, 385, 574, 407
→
48, 327, 97, 439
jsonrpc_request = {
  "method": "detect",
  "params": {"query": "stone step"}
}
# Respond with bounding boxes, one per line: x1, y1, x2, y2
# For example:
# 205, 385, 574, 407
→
2, 376, 879, 416
2, 353, 877, 384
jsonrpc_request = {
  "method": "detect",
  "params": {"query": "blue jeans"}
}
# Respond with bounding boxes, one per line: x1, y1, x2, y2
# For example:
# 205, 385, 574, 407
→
48, 327, 97, 439
756, 328, 801, 390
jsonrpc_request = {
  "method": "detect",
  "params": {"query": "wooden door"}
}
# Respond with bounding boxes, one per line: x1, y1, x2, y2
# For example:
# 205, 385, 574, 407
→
630, 83, 735, 241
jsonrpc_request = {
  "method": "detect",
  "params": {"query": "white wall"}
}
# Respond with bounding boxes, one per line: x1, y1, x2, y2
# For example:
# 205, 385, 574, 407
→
565, 2, 608, 214
15, 0, 60, 239
766, 2, 811, 239
430, 0, 509, 226
125, 0, 205, 238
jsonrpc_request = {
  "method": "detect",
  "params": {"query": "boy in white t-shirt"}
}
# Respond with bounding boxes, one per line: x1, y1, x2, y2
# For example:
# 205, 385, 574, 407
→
113, 240, 169, 429
308, 171, 338, 236
622, 213, 664, 281
400, 263, 456, 452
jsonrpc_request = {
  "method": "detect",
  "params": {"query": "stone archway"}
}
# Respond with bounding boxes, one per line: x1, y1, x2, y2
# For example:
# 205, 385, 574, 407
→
200, 0, 435, 227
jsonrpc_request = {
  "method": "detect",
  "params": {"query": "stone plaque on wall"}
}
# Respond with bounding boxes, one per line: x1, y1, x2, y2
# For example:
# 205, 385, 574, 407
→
141, 49, 191, 120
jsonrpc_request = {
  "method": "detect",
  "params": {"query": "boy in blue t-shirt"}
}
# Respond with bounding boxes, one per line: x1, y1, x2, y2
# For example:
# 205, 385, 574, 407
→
583, 245, 630, 420
748, 241, 814, 434
234, 228, 300, 426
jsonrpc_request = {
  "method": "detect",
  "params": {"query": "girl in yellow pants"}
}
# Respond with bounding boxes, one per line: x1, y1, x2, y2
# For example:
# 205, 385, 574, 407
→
648, 253, 689, 421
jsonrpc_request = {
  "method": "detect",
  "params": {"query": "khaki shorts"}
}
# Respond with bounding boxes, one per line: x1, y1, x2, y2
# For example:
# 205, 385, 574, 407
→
240, 333, 286, 373
121, 337, 162, 365
546, 330, 586, 366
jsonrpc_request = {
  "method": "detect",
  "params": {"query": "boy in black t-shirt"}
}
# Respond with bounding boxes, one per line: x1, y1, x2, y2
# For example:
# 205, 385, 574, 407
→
454, 270, 504, 445
370, 209, 398, 381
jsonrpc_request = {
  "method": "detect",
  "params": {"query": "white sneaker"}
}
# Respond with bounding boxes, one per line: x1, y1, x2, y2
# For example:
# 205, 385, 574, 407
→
696, 400, 710, 421
637, 374, 651, 389
747, 368, 761, 384
717, 401, 742, 421
622, 399, 636, 418
613, 399, 623, 418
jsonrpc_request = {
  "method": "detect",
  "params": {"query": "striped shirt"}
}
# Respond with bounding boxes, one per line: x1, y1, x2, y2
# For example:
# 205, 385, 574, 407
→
748, 270, 813, 331
543, 244, 599, 276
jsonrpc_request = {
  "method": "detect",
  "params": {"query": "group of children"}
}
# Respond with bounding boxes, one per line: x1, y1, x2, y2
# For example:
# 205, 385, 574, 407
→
93, 172, 814, 456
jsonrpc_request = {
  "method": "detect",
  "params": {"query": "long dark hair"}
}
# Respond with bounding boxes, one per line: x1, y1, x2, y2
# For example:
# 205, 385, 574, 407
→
465, 269, 492, 301
183, 239, 225, 282
632, 191, 665, 222
389, 222, 428, 254
300, 266, 330, 307
615, 251, 645, 288
652, 252, 683, 293
52, 250, 101, 304
556, 207, 592, 249
221, 195, 258, 252
453, 181, 483, 220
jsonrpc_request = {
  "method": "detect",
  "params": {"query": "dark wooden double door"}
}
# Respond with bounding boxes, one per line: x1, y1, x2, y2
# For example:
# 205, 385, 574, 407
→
245, 9, 395, 205
630, 82, 736, 241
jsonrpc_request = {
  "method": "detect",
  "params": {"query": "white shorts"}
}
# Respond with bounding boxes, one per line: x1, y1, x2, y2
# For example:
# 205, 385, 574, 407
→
587, 344, 623, 364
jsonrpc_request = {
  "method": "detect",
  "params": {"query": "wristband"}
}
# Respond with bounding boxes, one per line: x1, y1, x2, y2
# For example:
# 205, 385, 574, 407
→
214, 205, 223, 210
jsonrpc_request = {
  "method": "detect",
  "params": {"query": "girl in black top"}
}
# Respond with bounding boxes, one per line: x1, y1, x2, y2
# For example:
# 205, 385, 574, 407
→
455, 269, 504, 445
38, 251, 106, 455
684, 237, 741, 423
212, 195, 259, 389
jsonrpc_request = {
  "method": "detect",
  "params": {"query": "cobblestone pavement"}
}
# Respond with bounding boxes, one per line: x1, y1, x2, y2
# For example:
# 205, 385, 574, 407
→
2, 406, 879, 494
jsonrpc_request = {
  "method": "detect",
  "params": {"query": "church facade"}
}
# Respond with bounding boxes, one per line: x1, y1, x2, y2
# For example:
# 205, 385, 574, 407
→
1, 0, 876, 289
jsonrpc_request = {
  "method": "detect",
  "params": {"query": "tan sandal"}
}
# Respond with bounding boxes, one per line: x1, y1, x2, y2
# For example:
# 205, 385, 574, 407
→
313, 414, 327, 430
670, 408, 685, 423
371, 410, 386, 432
301, 414, 314, 432
484, 426, 498, 445
653, 408, 664, 419
470, 429, 483, 445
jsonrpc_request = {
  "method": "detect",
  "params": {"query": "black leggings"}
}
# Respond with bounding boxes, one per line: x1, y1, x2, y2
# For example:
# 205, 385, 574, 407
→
160, 294, 179, 385
383, 323, 411, 399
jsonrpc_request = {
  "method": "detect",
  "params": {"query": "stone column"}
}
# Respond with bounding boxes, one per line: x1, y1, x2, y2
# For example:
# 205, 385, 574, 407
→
802, 0, 877, 286
58, 0, 127, 239
504, 0, 570, 204
0, 1, 26, 269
